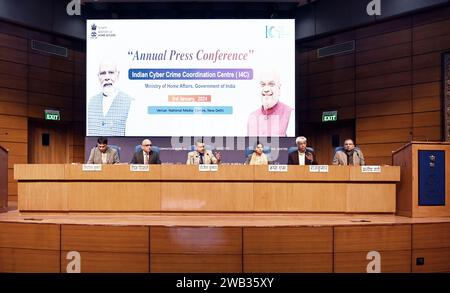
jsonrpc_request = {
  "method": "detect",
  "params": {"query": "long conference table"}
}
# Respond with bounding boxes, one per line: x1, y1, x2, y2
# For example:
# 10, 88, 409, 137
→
14, 164, 400, 213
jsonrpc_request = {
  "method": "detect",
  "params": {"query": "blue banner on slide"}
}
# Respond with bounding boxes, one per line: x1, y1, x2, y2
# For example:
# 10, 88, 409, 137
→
148, 106, 233, 115
418, 150, 445, 206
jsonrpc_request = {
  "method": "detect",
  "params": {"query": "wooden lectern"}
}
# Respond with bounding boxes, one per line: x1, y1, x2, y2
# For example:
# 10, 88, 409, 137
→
0, 145, 7, 212
393, 142, 450, 217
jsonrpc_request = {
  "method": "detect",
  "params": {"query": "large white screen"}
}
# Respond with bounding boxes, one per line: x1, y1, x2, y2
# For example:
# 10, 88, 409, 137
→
86, 19, 295, 137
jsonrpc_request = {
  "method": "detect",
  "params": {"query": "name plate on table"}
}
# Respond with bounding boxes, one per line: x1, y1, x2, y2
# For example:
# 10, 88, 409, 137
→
361, 166, 381, 173
309, 165, 329, 173
82, 164, 102, 171
199, 164, 219, 172
268, 165, 288, 172
130, 164, 150, 172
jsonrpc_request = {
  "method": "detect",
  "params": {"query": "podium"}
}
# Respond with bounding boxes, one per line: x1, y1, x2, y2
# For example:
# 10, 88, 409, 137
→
0, 146, 7, 212
393, 142, 450, 217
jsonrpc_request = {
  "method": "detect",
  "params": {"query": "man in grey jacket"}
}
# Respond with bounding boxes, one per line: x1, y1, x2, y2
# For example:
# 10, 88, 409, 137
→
87, 137, 119, 164
333, 139, 365, 166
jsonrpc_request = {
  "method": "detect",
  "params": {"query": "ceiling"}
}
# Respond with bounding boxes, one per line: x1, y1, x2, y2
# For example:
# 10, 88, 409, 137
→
81, 1, 318, 19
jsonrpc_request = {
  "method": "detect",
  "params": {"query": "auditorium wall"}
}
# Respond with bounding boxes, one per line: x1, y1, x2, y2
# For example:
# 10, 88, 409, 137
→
297, 5, 450, 165
0, 20, 86, 203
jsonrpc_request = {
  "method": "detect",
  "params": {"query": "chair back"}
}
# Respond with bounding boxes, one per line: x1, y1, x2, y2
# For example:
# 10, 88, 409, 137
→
189, 145, 212, 151
334, 146, 360, 153
288, 146, 314, 154
134, 144, 160, 154
108, 144, 121, 159
245, 146, 271, 158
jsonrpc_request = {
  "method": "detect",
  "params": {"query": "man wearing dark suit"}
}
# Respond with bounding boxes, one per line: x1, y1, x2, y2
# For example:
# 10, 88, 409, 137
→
130, 139, 161, 164
288, 136, 318, 165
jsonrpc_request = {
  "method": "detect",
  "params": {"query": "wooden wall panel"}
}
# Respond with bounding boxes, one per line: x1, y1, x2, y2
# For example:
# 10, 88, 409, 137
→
357, 128, 412, 144
62, 225, 149, 253
356, 100, 412, 118
334, 225, 412, 272
0, 222, 60, 250
413, 17, 450, 41
412, 223, 450, 272
28, 52, 74, 73
0, 46, 27, 64
309, 80, 354, 98
0, 21, 86, 206
334, 250, 411, 273
243, 227, 333, 273
355, 17, 411, 39
244, 253, 332, 273
0, 222, 60, 272
150, 227, 242, 273
151, 227, 241, 254
60, 225, 149, 273
0, 73, 27, 90
413, 52, 442, 69
356, 29, 411, 52
0, 88, 27, 104
308, 94, 354, 110
412, 248, 450, 273
61, 251, 149, 273
308, 67, 354, 86
412, 96, 441, 113
356, 71, 411, 92
356, 114, 412, 131
356, 57, 411, 79
413, 223, 450, 249
0, 248, 60, 272
356, 86, 411, 105
335, 225, 411, 252
0, 32, 28, 51
413, 66, 441, 83
298, 6, 448, 161
356, 43, 411, 65
413, 111, 441, 128
413, 33, 450, 55
0, 60, 27, 77
244, 227, 332, 254
151, 254, 242, 273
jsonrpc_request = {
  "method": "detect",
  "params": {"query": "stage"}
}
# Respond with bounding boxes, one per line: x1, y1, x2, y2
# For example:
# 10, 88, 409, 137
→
1, 207, 449, 273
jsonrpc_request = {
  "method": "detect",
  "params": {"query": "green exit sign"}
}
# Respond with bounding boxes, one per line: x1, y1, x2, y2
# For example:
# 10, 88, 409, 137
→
45, 110, 60, 121
322, 111, 337, 122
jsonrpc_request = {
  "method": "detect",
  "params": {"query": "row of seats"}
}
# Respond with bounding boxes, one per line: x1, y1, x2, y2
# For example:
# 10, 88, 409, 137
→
109, 145, 354, 160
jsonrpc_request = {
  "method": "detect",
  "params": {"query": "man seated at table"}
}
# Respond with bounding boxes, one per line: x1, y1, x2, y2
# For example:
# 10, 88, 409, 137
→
130, 139, 161, 164
288, 136, 318, 165
332, 138, 365, 166
186, 141, 221, 165
87, 137, 119, 164
244, 143, 269, 165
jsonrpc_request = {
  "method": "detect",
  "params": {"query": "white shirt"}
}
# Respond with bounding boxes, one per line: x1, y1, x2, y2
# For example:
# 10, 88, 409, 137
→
298, 151, 305, 165
101, 152, 107, 164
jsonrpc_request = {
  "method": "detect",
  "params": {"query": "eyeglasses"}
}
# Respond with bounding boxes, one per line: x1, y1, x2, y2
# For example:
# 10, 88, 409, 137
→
143, 144, 152, 146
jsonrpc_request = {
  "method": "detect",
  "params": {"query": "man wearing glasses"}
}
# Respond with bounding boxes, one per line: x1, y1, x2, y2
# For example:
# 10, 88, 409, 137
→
130, 139, 161, 164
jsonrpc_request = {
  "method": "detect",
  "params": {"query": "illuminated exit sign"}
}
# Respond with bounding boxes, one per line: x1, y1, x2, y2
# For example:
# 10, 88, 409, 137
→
322, 111, 337, 122
45, 110, 60, 121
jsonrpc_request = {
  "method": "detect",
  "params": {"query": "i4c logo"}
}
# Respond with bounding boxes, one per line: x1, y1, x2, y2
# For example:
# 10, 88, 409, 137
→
265, 26, 288, 39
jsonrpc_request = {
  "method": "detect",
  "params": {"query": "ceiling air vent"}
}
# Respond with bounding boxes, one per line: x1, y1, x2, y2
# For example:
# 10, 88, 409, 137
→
31, 40, 68, 58
317, 40, 355, 58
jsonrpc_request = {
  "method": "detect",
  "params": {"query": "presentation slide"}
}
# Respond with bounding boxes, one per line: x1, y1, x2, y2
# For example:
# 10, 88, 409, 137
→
86, 19, 295, 137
